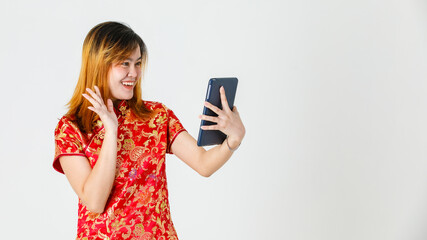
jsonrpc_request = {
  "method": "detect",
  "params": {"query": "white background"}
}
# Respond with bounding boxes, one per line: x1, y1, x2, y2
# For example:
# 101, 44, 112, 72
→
1, 0, 427, 239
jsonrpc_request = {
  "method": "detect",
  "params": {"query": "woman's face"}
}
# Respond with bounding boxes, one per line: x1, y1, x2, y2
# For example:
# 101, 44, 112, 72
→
108, 46, 142, 100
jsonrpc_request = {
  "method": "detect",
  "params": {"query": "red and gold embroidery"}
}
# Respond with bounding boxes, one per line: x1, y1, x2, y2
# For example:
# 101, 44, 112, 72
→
53, 101, 185, 239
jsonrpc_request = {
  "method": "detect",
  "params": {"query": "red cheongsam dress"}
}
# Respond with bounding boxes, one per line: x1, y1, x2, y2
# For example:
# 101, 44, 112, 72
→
53, 100, 186, 240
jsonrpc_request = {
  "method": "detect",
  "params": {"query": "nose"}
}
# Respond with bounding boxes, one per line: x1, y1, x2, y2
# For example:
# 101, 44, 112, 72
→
128, 65, 138, 78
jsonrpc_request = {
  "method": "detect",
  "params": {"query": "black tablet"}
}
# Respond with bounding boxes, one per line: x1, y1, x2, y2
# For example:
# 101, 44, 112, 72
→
197, 77, 238, 146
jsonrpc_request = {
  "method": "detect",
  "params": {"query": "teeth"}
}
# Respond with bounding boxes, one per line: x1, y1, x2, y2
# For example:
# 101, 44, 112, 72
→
122, 82, 135, 86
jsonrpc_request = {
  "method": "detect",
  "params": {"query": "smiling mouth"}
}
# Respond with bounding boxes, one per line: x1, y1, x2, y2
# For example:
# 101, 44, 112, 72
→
121, 81, 135, 86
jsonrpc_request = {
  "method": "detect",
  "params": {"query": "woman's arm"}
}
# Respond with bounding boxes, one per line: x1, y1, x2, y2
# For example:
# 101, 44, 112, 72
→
59, 130, 117, 213
171, 132, 234, 177
59, 86, 119, 213
171, 86, 245, 177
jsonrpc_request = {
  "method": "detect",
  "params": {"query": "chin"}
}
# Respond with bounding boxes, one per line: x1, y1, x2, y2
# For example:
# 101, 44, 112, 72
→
122, 96, 134, 100
114, 94, 134, 101
125, 94, 134, 99
111, 88, 134, 101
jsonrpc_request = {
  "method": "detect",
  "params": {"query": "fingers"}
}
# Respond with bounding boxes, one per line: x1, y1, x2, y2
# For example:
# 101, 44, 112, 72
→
82, 86, 105, 108
87, 106, 99, 114
93, 86, 104, 104
201, 124, 220, 131
106, 99, 114, 113
199, 114, 218, 123
203, 86, 231, 114
200, 104, 241, 136
82, 93, 101, 108
204, 101, 222, 115
219, 86, 231, 112
232, 106, 239, 113
86, 87, 104, 105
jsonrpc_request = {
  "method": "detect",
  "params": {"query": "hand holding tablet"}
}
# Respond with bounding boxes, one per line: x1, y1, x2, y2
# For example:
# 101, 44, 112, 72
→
197, 77, 245, 148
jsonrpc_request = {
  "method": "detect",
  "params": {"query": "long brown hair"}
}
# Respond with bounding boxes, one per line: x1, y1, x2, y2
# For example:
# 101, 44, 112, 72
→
66, 21, 153, 133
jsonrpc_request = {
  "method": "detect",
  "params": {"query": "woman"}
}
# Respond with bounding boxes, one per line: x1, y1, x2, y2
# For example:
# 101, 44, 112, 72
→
53, 21, 245, 239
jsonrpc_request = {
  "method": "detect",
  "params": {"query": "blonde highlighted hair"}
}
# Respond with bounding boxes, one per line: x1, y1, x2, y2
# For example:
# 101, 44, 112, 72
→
66, 21, 152, 133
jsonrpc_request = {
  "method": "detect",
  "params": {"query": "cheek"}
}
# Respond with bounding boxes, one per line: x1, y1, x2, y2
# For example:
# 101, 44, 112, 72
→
107, 73, 116, 90
110, 70, 126, 85
107, 71, 120, 93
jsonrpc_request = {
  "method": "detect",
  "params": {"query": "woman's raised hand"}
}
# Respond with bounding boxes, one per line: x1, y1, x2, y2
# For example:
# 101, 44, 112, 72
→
82, 86, 119, 133
199, 86, 246, 149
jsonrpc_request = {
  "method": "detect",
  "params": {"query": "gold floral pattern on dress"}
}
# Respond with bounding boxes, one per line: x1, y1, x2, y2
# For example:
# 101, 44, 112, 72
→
53, 101, 186, 239
123, 139, 135, 151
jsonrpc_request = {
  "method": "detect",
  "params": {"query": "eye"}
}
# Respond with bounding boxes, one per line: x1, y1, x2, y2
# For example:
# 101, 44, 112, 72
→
135, 62, 142, 67
121, 61, 130, 67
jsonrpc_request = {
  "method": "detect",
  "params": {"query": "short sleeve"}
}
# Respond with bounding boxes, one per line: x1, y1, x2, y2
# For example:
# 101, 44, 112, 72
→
163, 105, 186, 154
53, 116, 86, 174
